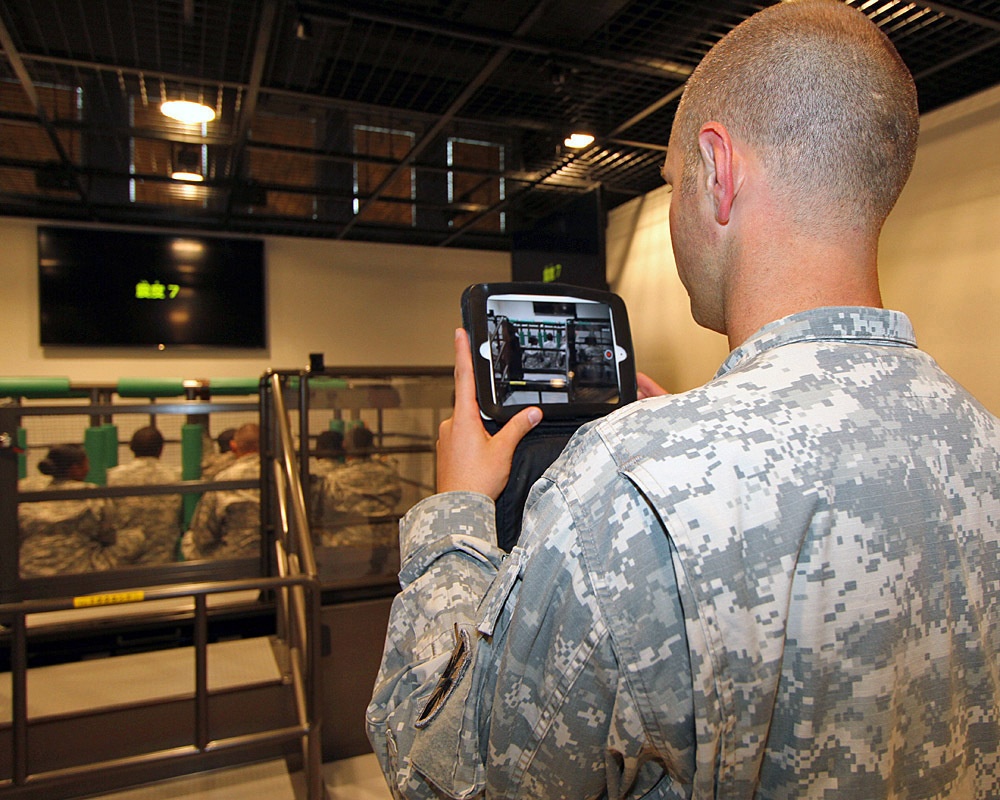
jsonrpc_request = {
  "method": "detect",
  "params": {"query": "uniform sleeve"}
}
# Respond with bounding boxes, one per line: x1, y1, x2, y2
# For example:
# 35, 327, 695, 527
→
90, 496, 120, 545
367, 465, 693, 800
366, 491, 506, 799
484, 472, 692, 800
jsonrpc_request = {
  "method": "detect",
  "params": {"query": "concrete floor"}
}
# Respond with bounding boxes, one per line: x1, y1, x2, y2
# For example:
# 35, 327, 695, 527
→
90, 753, 392, 800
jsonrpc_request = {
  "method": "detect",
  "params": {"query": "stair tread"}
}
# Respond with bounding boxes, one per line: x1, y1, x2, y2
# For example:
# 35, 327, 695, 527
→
0, 637, 282, 722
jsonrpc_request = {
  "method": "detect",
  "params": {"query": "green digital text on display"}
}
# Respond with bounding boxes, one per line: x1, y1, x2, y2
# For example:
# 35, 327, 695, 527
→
135, 280, 180, 300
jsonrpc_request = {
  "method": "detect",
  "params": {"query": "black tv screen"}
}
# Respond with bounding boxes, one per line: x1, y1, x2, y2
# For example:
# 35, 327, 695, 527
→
38, 226, 267, 349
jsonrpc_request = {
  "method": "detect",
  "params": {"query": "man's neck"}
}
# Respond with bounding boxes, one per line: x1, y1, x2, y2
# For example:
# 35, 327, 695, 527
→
722, 230, 882, 350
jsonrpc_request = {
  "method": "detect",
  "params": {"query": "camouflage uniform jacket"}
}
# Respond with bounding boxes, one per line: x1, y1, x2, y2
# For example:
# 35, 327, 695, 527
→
106, 457, 183, 564
182, 454, 261, 560
367, 307, 1000, 800
316, 458, 401, 518
18, 476, 146, 576
201, 450, 236, 480
313, 458, 402, 545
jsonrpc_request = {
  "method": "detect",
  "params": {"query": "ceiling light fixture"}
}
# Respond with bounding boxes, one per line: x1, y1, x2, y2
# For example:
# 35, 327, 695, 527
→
171, 144, 204, 182
161, 99, 216, 125
296, 15, 313, 40
564, 132, 595, 149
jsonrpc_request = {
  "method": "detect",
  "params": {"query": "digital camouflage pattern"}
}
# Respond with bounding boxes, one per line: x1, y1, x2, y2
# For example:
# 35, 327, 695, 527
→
310, 455, 345, 480
201, 449, 236, 480
18, 476, 146, 576
312, 457, 402, 546
367, 307, 1000, 799
181, 453, 261, 560
106, 456, 183, 564
312, 458, 402, 575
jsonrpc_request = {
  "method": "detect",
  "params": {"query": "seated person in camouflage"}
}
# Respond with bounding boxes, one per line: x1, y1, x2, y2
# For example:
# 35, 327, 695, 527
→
309, 428, 345, 530
200, 427, 237, 480
181, 423, 261, 560
313, 426, 401, 573
311, 428, 345, 479
540, 331, 562, 369
18, 444, 146, 577
522, 336, 546, 371
106, 426, 183, 564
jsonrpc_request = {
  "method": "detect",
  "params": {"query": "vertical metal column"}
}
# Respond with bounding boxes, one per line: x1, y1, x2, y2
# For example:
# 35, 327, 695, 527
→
194, 593, 209, 750
12, 611, 28, 786
0, 405, 22, 604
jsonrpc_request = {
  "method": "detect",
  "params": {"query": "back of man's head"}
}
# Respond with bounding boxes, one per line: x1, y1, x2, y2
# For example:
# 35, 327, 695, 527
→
232, 422, 260, 457
130, 426, 164, 457
316, 429, 345, 459
345, 426, 375, 457
671, 0, 918, 235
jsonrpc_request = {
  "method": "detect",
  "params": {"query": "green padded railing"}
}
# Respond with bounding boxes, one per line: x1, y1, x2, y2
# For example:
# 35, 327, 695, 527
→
206, 377, 260, 395
115, 378, 188, 398
0, 377, 87, 399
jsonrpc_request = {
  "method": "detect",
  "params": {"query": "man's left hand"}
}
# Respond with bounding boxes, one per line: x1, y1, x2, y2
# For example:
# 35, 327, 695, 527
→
437, 328, 542, 500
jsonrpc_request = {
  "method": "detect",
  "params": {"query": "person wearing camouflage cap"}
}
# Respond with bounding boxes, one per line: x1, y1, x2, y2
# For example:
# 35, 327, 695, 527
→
367, 1, 1000, 797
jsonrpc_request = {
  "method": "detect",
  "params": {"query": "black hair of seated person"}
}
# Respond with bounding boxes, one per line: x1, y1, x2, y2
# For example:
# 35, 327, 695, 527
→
216, 428, 237, 454
38, 443, 88, 480
130, 425, 165, 458
316, 429, 345, 460
344, 426, 375, 458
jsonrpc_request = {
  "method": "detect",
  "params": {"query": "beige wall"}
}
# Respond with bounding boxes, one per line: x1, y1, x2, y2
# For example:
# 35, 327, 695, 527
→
608, 83, 1000, 415
2, 217, 509, 383
880, 83, 1000, 414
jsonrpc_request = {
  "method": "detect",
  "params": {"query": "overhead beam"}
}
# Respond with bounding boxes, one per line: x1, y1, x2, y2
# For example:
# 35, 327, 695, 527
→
223, 0, 279, 220
913, 33, 1000, 82
336, 0, 560, 240
916, 1, 1000, 32
298, 1, 692, 81
0, 15, 91, 210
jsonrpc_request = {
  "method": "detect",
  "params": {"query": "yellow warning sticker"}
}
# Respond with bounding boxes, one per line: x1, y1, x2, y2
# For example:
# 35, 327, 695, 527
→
73, 591, 146, 608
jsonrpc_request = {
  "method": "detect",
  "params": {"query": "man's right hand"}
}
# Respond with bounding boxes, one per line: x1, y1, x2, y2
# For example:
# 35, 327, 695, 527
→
436, 328, 542, 500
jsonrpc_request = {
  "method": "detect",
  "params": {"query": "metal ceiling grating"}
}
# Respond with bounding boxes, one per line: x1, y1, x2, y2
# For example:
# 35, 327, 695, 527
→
1, 0, 999, 249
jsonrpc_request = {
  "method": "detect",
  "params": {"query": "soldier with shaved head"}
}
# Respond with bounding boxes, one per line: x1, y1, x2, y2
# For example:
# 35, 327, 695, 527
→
368, 2, 1000, 798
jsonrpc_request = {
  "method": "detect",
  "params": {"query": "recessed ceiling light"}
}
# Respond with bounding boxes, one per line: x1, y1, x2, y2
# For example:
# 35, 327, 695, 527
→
161, 99, 216, 125
170, 170, 204, 182
564, 132, 595, 149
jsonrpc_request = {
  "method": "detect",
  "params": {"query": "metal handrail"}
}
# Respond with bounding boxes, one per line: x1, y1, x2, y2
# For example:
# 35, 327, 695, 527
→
268, 372, 318, 580
0, 574, 323, 799
264, 371, 324, 800
0, 371, 328, 800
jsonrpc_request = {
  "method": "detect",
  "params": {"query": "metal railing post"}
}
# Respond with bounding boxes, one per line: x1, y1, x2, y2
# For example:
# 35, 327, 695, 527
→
194, 593, 210, 751
12, 610, 28, 786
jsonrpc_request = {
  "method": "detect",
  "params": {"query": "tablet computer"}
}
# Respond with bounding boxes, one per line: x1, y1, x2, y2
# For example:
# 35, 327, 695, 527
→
461, 282, 636, 425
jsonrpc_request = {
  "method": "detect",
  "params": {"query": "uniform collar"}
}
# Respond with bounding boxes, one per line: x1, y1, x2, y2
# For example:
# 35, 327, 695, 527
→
717, 307, 917, 379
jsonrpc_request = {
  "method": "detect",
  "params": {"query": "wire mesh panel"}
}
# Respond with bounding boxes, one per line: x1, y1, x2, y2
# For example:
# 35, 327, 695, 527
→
264, 369, 453, 588
3, 391, 260, 600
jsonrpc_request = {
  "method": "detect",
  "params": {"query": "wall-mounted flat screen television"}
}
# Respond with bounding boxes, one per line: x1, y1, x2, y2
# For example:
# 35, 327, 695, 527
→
38, 226, 267, 349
